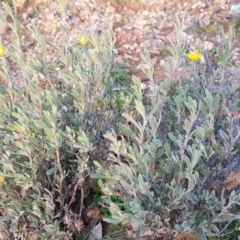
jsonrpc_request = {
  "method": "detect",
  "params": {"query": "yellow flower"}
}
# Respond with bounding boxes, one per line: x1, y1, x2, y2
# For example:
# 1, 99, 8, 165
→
0, 175, 5, 183
79, 37, 88, 46
81, 162, 88, 169
0, 46, 6, 57
187, 52, 202, 61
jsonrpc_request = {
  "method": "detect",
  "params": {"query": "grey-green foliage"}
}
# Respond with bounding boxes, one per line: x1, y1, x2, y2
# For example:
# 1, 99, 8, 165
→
92, 69, 240, 239
0, 2, 132, 238
0, 1, 240, 239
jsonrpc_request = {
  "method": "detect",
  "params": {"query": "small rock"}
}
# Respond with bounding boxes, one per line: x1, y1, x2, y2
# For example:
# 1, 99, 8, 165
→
46, 13, 55, 20
106, 6, 116, 14
132, 28, 140, 36
133, 57, 141, 62
137, 19, 147, 27
186, 34, 194, 42
129, 45, 135, 51
158, 11, 167, 17
204, 41, 214, 51
215, 35, 222, 43
115, 56, 125, 64
232, 55, 238, 61
124, 9, 135, 17
231, 4, 240, 13
133, 42, 138, 48
22, 13, 28, 21
195, 38, 202, 45
165, 2, 174, 10
116, 32, 132, 44
92, 14, 99, 20
142, 10, 149, 16
149, 12, 158, 18
44, 8, 50, 14
191, 2, 198, 10
15, 0, 25, 12
191, 2, 205, 10
115, 14, 123, 23
149, 49, 160, 55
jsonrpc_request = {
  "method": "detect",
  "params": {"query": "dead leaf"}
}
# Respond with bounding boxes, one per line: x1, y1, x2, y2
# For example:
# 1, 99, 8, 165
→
86, 206, 101, 219
224, 168, 240, 190
172, 232, 198, 240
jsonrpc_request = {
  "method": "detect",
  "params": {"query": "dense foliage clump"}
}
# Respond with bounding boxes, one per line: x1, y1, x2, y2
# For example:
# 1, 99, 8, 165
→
0, 1, 240, 240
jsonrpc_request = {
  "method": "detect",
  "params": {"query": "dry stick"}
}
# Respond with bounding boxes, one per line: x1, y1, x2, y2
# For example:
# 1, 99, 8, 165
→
78, 188, 84, 218
56, 147, 64, 211
212, 214, 240, 224
68, 175, 84, 209
212, 200, 240, 224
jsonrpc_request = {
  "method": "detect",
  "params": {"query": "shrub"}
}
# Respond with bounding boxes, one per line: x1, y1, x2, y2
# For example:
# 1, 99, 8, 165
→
92, 22, 240, 239
0, 1, 240, 240
0, 1, 130, 239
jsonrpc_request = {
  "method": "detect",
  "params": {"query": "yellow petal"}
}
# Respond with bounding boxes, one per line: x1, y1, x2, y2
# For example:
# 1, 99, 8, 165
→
0, 46, 6, 57
187, 52, 202, 61
0, 175, 5, 183
79, 37, 88, 46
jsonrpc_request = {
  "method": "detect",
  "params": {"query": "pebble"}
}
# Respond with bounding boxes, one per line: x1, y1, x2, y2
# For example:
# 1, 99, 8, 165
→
204, 41, 214, 51
15, 0, 26, 11
191, 2, 206, 10
158, 11, 167, 17
232, 56, 238, 62
129, 45, 135, 50
92, 14, 99, 20
46, 13, 55, 20
142, 10, 150, 16
137, 20, 148, 29
22, 12, 28, 21
115, 14, 123, 23
132, 57, 141, 62
149, 49, 160, 55
215, 35, 222, 43
231, 4, 240, 13
106, 6, 116, 14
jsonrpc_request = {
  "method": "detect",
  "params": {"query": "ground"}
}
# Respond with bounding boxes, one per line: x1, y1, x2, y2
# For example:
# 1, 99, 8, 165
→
1, 0, 240, 81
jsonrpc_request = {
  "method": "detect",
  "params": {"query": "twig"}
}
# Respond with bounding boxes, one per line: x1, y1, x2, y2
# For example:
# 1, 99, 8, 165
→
78, 188, 84, 218
212, 214, 240, 224
68, 174, 84, 209
56, 147, 64, 211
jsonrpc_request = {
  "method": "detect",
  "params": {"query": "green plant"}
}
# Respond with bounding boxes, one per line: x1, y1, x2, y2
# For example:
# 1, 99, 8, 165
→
0, 1, 132, 239
0, 1, 240, 240
2, 0, 13, 5
217, 25, 235, 81
92, 24, 240, 240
